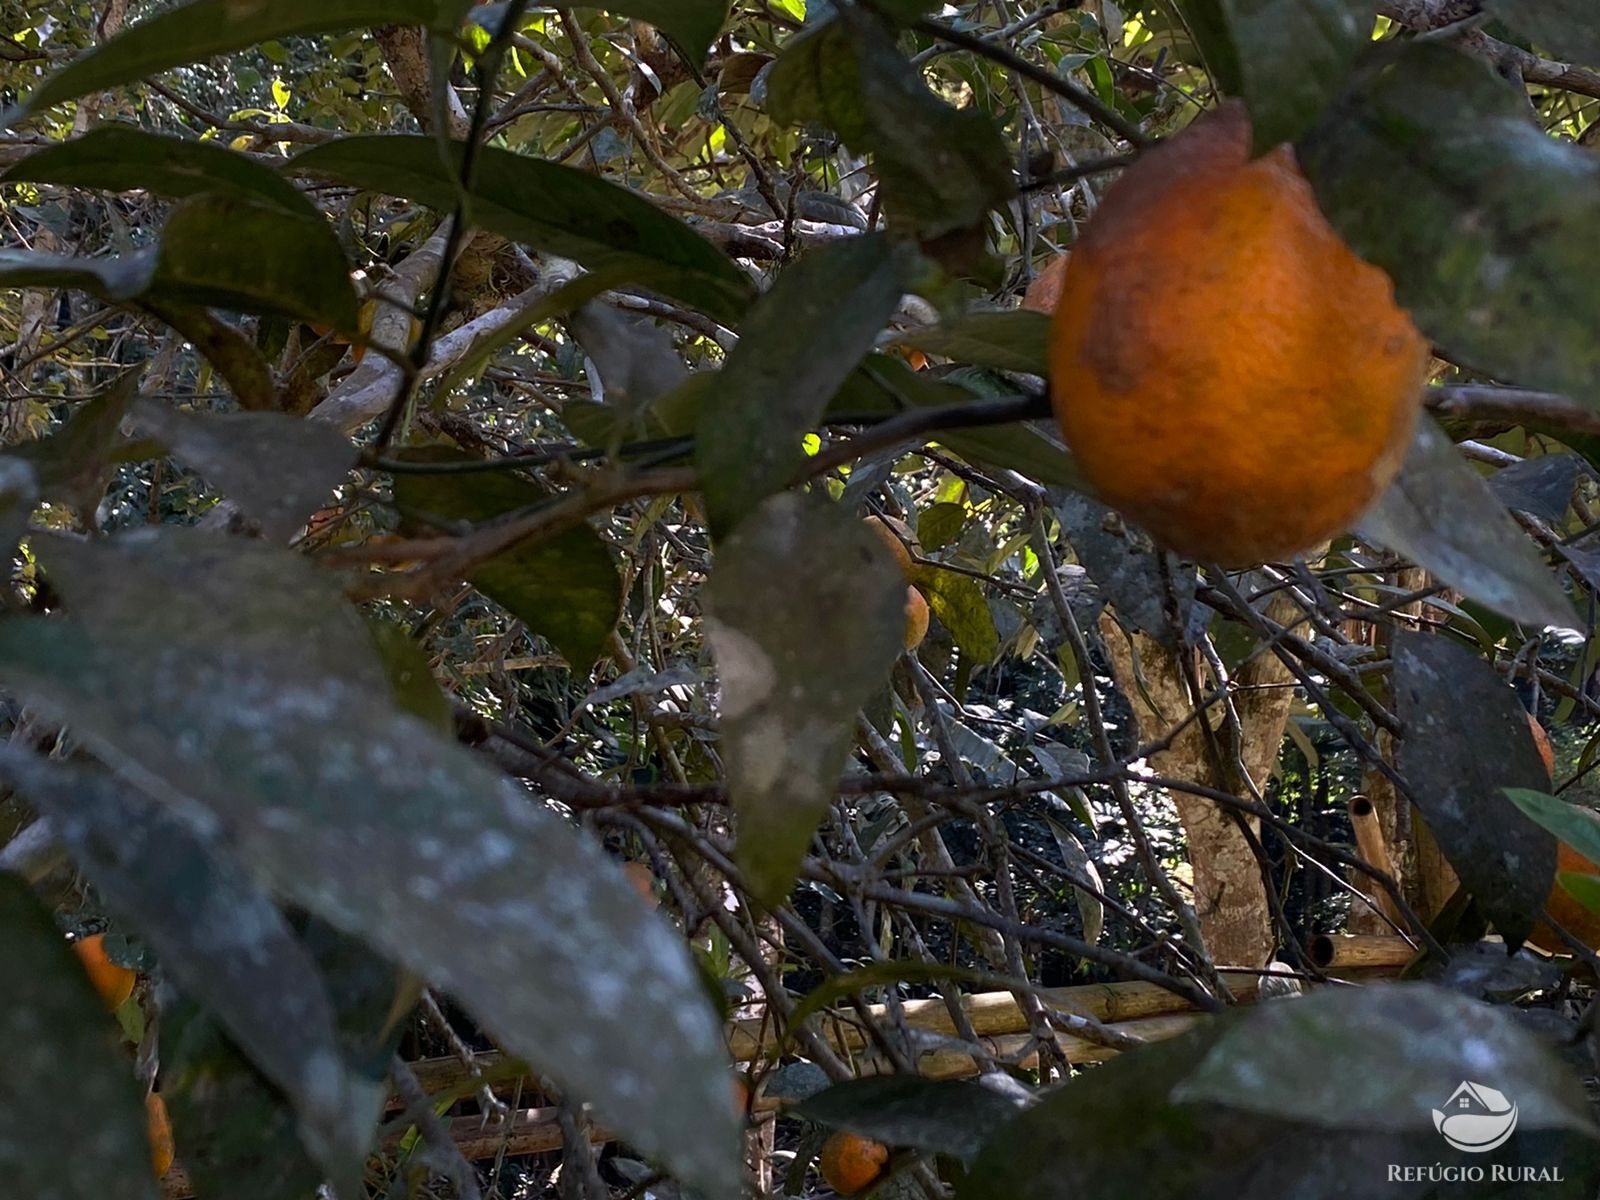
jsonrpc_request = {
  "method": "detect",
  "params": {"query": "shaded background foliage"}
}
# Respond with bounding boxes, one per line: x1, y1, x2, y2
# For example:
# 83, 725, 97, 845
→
5, 1, 1600, 1199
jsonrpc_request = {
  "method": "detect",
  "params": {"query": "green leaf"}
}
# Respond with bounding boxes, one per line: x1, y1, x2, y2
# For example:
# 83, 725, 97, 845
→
910, 565, 999, 661
704, 495, 905, 904
1299, 42, 1600, 405
1392, 630, 1556, 946
392, 451, 622, 671
132, 401, 355, 542
1173, 984, 1596, 1138
0, 247, 153, 300
696, 235, 904, 535
590, 0, 728, 61
152, 193, 358, 333
961, 986, 1600, 1200
1356, 418, 1573, 628
0, 751, 372, 1196
0, 873, 160, 1200
1177, 0, 1374, 149
1, 0, 474, 128
161, 919, 410, 1200
289, 136, 752, 323
0, 531, 741, 1199
1483, 0, 1600, 70
893, 310, 1050, 375
916, 501, 965, 551
796, 1077, 1024, 1163
0, 198, 357, 335
1, 125, 316, 215
765, 12, 1015, 236
850, 356, 1086, 489
1508, 788, 1600, 869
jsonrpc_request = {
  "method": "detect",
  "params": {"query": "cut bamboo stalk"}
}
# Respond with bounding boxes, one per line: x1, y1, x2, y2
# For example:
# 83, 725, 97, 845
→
158, 958, 1411, 1198
1306, 932, 1416, 971
1347, 795, 1403, 924
158, 1011, 1205, 1200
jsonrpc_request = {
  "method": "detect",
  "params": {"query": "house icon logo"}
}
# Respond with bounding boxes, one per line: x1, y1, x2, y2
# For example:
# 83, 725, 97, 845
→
1432, 1081, 1519, 1153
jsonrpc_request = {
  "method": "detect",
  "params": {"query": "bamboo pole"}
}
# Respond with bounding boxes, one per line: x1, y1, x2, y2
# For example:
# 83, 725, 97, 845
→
1347, 795, 1403, 925
1305, 932, 1416, 971
157, 953, 1413, 1199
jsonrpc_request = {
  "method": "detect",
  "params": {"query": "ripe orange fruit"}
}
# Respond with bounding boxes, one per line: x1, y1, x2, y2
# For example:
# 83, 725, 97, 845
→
864, 515, 915, 578
1043, 101, 1429, 566
72, 933, 136, 1011
1021, 254, 1069, 314
818, 1131, 889, 1196
146, 1092, 175, 1178
903, 586, 930, 652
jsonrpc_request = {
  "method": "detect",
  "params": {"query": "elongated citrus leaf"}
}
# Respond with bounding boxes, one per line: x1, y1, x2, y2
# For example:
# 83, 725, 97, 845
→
894, 310, 1050, 375
704, 495, 904, 903
1177, 0, 1374, 149
1300, 42, 1600, 405
1483, 0, 1600, 70
132, 401, 355, 542
0, 196, 358, 334
797, 1077, 1023, 1163
962, 986, 1600, 1200
1173, 984, 1596, 1137
1, 0, 474, 128
0, 247, 153, 299
1356, 418, 1573, 628
765, 13, 1014, 236
1, 125, 315, 214
0, 531, 741, 1199
1392, 630, 1556, 945
0, 874, 160, 1200
910, 565, 999, 661
1507, 788, 1600, 868
0, 750, 371, 1196
152, 194, 357, 332
290, 136, 751, 323
392, 452, 622, 670
696, 235, 903, 534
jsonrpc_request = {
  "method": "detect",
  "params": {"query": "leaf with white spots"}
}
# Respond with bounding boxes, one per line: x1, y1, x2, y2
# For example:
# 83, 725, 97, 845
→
704, 494, 905, 904
0, 874, 159, 1200
0, 530, 741, 1198
1300, 42, 1600, 405
0, 748, 373, 1196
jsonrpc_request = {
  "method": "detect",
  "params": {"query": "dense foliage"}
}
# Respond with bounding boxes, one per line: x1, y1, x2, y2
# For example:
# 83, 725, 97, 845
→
5, 1, 1600, 1198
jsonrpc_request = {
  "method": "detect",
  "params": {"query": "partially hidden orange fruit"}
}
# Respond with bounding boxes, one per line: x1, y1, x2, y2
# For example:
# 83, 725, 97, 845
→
147, 1092, 175, 1178
818, 1131, 889, 1196
903, 587, 930, 651
622, 861, 658, 907
1021, 254, 1069, 314
1529, 712, 1555, 778
864, 515, 915, 578
1043, 100, 1429, 566
72, 933, 136, 1011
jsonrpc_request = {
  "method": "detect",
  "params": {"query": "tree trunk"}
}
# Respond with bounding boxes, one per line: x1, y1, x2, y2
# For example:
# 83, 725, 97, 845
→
1097, 596, 1297, 968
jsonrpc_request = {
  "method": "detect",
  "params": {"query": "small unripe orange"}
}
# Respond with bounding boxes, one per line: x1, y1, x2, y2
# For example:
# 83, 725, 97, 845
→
818, 1131, 889, 1196
72, 934, 136, 1011
146, 1092, 175, 1178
